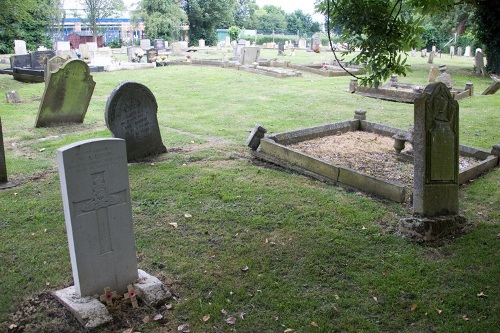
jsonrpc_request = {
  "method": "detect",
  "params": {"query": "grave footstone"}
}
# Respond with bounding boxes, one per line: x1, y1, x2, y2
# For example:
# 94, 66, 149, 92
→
5, 90, 21, 103
398, 82, 466, 241
105, 82, 167, 162
35, 60, 95, 127
53, 138, 171, 327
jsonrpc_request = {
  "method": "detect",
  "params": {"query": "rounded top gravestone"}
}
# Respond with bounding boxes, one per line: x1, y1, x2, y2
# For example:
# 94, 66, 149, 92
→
105, 81, 167, 162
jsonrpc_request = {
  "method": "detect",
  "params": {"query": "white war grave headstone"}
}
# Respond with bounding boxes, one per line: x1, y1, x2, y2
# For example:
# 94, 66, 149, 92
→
14, 40, 27, 55
53, 138, 171, 328
35, 60, 95, 127
105, 82, 167, 162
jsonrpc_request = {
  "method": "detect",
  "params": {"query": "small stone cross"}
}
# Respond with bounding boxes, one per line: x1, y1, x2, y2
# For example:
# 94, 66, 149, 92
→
100, 287, 117, 306
124, 284, 139, 308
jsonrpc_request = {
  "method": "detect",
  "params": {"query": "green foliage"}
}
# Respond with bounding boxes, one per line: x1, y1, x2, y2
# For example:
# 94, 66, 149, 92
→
184, 0, 236, 46
78, 0, 125, 42
107, 39, 122, 48
0, 0, 59, 53
318, 0, 425, 87
228, 25, 240, 42
135, 0, 187, 41
474, 0, 500, 73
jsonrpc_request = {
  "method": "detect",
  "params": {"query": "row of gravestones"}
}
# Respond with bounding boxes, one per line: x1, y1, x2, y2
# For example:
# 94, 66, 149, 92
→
1, 58, 170, 327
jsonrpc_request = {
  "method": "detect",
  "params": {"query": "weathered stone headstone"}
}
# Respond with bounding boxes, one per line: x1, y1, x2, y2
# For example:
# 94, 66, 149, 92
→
435, 65, 454, 88
410, 48, 416, 57
474, 50, 487, 76
298, 38, 307, 49
14, 40, 27, 55
246, 125, 267, 150
105, 82, 167, 161
427, 51, 435, 64
432, 45, 436, 52
450, 45, 455, 58
43, 55, 69, 84
482, 77, 500, 95
198, 39, 205, 48
5, 90, 21, 103
35, 60, 95, 127
10, 54, 31, 68
235, 39, 247, 57
457, 46, 463, 56
428, 66, 440, 82
239, 46, 260, 65
53, 138, 171, 327
399, 82, 466, 241
421, 49, 427, 57
464, 45, 471, 57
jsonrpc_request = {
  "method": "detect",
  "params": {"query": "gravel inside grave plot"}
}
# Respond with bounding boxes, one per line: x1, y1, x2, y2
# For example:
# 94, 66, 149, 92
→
288, 131, 480, 195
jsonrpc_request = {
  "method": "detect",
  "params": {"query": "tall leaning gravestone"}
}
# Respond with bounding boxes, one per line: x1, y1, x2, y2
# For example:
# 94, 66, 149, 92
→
53, 138, 171, 328
105, 82, 166, 162
35, 60, 95, 127
399, 82, 466, 241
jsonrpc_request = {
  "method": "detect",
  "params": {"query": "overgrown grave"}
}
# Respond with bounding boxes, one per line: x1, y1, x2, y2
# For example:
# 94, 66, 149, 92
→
35, 59, 95, 127
53, 138, 171, 328
105, 81, 167, 162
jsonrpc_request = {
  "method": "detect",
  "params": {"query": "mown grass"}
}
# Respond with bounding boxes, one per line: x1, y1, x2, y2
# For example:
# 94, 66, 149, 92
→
0, 49, 499, 332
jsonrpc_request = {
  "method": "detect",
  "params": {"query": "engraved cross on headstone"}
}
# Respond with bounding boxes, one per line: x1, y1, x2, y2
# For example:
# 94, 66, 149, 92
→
74, 172, 122, 254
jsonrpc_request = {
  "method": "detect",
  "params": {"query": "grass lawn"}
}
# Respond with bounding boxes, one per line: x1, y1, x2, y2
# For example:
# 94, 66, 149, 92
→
0, 48, 499, 332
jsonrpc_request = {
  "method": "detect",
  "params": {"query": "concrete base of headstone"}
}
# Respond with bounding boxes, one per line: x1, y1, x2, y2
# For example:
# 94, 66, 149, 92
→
52, 286, 113, 328
134, 269, 171, 306
398, 215, 467, 242
0, 181, 15, 190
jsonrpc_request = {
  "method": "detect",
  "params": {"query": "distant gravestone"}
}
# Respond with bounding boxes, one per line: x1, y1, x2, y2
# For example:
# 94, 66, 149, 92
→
154, 39, 165, 50
105, 82, 167, 162
475, 50, 487, 76
146, 49, 158, 63
140, 39, 151, 50
10, 54, 31, 68
225, 36, 231, 46
56, 41, 71, 51
432, 45, 436, 52
171, 42, 183, 55
427, 51, 435, 64
43, 55, 69, 84
79, 44, 90, 59
428, 66, 440, 82
450, 45, 455, 58
87, 42, 98, 52
278, 42, 284, 56
410, 49, 416, 57
239, 46, 260, 65
464, 45, 471, 57
457, 46, 463, 57
236, 39, 247, 57
298, 38, 307, 49
198, 39, 205, 48
35, 60, 95, 127
31, 51, 56, 69
14, 40, 27, 55
399, 82, 466, 241
5, 90, 21, 103
435, 65, 454, 88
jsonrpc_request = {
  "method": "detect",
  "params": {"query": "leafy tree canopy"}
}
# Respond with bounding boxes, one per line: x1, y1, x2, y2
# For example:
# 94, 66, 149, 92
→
317, 0, 499, 86
136, 0, 187, 41
77, 0, 125, 42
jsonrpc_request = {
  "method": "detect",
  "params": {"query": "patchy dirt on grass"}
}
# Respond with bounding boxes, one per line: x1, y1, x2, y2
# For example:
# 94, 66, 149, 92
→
2, 276, 181, 333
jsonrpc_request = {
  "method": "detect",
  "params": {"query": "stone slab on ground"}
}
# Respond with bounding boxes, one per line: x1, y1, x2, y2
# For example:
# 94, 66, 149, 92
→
52, 286, 112, 328
134, 269, 172, 306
